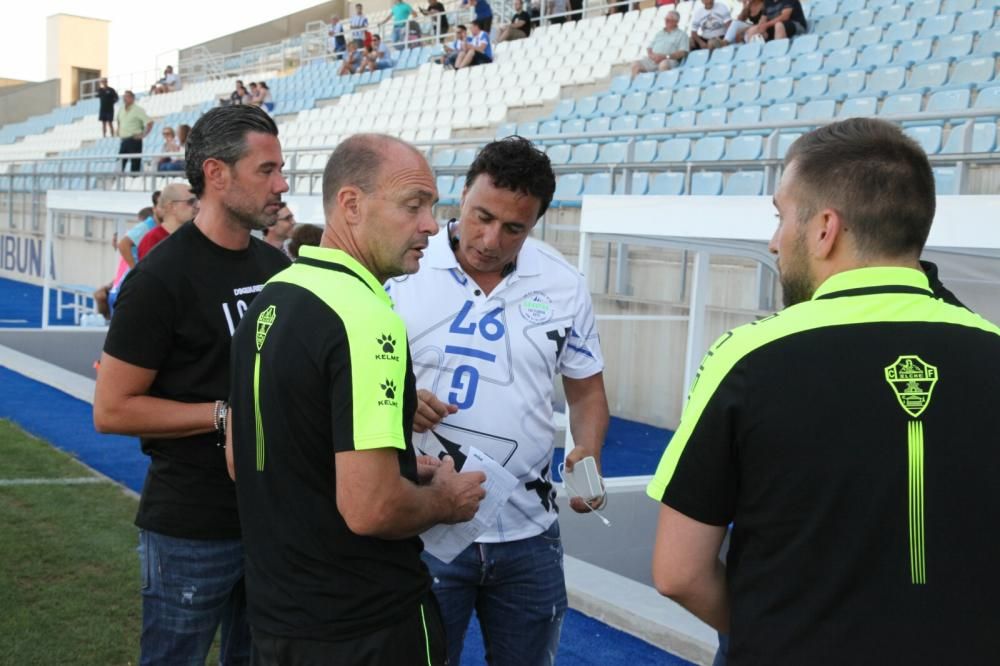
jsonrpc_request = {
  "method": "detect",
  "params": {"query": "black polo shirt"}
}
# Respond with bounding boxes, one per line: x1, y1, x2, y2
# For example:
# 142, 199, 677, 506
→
648, 267, 1000, 665
229, 246, 426, 641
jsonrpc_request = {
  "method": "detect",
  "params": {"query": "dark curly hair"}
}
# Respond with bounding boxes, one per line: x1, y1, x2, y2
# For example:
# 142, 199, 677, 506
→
185, 105, 278, 197
464, 137, 555, 218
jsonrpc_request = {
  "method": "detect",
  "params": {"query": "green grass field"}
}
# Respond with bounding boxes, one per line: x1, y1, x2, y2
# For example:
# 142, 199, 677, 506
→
0, 418, 141, 665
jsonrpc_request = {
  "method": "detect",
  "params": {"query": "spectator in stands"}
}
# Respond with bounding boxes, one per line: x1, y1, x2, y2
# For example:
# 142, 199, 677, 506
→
329, 15, 347, 54
745, 0, 807, 41
262, 205, 295, 256
497, 0, 532, 42
690, 0, 732, 51
569, 0, 583, 22
258, 82, 274, 112
160, 66, 180, 91
137, 183, 198, 260
723, 0, 765, 45
456, 19, 493, 68
419, 0, 449, 38
382, 0, 416, 48
440, 24, 470, 67
464, 0, 493, 32
631, 11, 688, 77
339, 41, 365, 75
229, 80, 246, 105
157, 126, 180, 170
362, 35, 395, 72
350, 4, 370, 47
287, 222, 322, 259
97, 78, 118, 138
248, 82, 261, 105
117, 91, 153, 173
117, 191, 161, 270
547, 0, 569, 24
95, 205, 153, 318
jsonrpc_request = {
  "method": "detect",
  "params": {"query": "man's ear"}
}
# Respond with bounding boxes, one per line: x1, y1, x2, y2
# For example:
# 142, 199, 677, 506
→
811, 208, 843, 261
337, 186, 363, 226
202, 158, 229, 194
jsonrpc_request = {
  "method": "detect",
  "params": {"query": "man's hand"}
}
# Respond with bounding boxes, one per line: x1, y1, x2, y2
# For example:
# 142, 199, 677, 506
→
416, 454, 441, 483
564, 447, 605, 513
413, 389, 458, 432
429, 456, 486, 523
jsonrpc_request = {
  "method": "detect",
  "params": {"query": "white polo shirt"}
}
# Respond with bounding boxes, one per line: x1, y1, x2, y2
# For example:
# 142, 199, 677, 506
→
387, 228, 604, 542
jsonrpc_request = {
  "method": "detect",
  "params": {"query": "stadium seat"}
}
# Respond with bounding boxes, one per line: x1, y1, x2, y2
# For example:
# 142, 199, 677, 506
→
639, 113, 667, 131
692, 137, 726, 161
840, 0, 866, 12
586, 117, 612, 135
839, 96, 880, 117
672, 86, 702, 110
920, 14, 956, 38
828, 69, 868, 98
867, 65, 907, 94
974, 85, 1000, 108
941, 121, 997, 152
570, 143, 600, 164
611, 115, 638, 132
760, 77, 795, 103
630, 72, 657, 93
553, 173, 584, 203
431, 148, 455, 167
800, 99, 836, 120
667, 110, 697, 133
517, 121, 539, 136
561, 118, 586, 136
691, 171, 724, 195
723, 171, 765, 195
546, 143, 572, 165
792, 52, 825, 76
975, 29, 1000, 56
908, 62, 949, 91
824, 47, 858, 73
454, 148, 477, 167
609, 75, 631, 95
575, 95, 601, 119
810, 0, 839, 17
655, 69, 681, 89
732, 60, 761, 82
881, 92, 924, 116
894, 39, 934, 66
648, 172, 685, 195
905, 126, 944, 154
819, 30, 851, 53
789, 34, 820, 59
948, 57, 996, 87
956, 8, 995, 34
698, 83, 729, 109
724, 135, 763, 160
647, 89, 672, 113
885, 20, 920, 43
815, 15, 845, 34
680, 66, 708, 88
763, 56, 793, 80
628, 172, 651, 195
910, 0, 942, 19
944, 0, 976, 11
795, 74, 830, 99
697, 107, 729, 129
845, 9, 876, 31
657, 138, 692, 162
763, 102, 798, 124
633, 140, 658, 162
775, 132, 804, 158
584, 173, 613, 196
927, 89, 972, 114
936, 34, 974, 60
875, 4, 907, 26
622, 92, 647, 115
762, 38, 791, 58
597, 94, 623, 117
731, 105, 763, 128
539, 119, 562, 136
707, 64, 734, 84
850, 26, 883, 49
859, 43, 894, 69
436, 175, 455, 200
495, 122, 518, 140
734, 40, 763, 62
685, 50, 711, 68
932, 166, 957, 194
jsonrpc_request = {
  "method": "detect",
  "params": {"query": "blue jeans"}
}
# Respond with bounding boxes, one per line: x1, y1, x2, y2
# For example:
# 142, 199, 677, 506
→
392, 25, 406, 47
138, 529, 251, 665
423, 521, 567, 666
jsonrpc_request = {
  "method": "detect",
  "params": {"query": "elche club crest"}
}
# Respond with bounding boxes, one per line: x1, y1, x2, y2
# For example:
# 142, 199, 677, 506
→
884, 355, 938, 418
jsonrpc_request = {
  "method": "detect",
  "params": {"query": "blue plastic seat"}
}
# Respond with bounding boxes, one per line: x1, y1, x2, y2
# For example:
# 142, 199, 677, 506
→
731, 105, 762, 127
634, 140, 659, 162
672, 86, 702, 110
927, 89, 972, 113
709, 45, 737, 64
932, 166, 957, 194
810, 0, 839, 17
845, 9, 876, 31
686, 50, 711, 68
707, 64, 734, 84
957, 8, 995, 34
795, 73, 830, 99
792, 52, 825, 76
763, 56, 792, 80
597, 94, 623, 117
639, 112, 667, 131
762, 38, 791, 58
553, 173, 584, 203
680, 66, 707, 88
820, 31, 851, 55
646, 89, 672, 113
815, 15, 845, 34
975, 29, 1000, 56
622, 92, 648, 116
432, 148, 455, 167
648, 172, 685, 195
734, 41, 763, 62
657, 138, 692, 162
732, 60, 760, 82
949, 57, 996, 87
840, 0, 866, 12
495, 122, 518, 139
656, 69, 681, 89
611, 115, 638, 133
838, 96, 879, 117
790, 34, 820, 58
763, 102, 798, 123
828, 69, 868, 98
454, 148, 477, 168
561, 118, 586, 135
598, 141, 629, 164
775, 132, 804, 158
875, 4, 907, 26
697, 107, 729, 129
799, 99, 836, 121
944, 0, 976, 11
904, 125, 943, 154
760, 76, 795, 103
629, 172, 651, 195
583, 173, 613, 196
974, 85, 1000, 108
885, 20, 920, 42
859, 43, 894, 69
850, 26, 883, 48
910, 0, 942, 19
630, 72, 657, 92
894, 39, 934, 65
575, 95, 600, 119
691, 171, 724, 195
723, 171, 765, 195
730, 80, 761, 106
546, 143, 572, 165
517, 120, 540, 136
824, 47, 858, 73
435, 175, 454, 199
941, 121, 998, 152
724, 135, 763, 160
867, 65, 907, 94
585, 116, 611, 134
908, 61, 950, 90
920, 14, 957, 38
881, 92, 923, 116
700, 83, 730, 108
609, 74, 631, 95
570, 143, 599, 164
666, 110, 697, 131
539, 119, 562, 136
936, 34, 974, 60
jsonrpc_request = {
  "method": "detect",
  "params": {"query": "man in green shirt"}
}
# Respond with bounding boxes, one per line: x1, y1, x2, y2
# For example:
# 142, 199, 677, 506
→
117, 90, 153, 173
631, 11, 689, 77
382, 0, 415, 47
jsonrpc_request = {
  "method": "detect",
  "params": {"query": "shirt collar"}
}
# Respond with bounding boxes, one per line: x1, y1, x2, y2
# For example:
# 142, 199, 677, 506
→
297, 245, 390, 304
424, 224, 543, 277
811, 266, 932, 300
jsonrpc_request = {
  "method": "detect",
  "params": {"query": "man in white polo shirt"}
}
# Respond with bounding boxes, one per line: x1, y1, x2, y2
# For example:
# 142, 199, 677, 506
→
386, 137, 610, 666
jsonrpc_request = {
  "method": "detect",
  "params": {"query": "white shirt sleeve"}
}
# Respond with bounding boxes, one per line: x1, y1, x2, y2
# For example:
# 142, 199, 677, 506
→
558, 278, 605, 380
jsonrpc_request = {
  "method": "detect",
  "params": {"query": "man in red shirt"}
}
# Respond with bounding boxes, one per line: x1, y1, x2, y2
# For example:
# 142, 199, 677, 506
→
138, 183, 199, 259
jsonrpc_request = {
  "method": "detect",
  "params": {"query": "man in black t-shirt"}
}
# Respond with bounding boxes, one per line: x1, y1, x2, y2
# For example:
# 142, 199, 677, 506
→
748, 0, 807, 40
94, 105, 291, 665
498, 0, 532, 42
96, 77, 118, 138
227, 134, 486, 666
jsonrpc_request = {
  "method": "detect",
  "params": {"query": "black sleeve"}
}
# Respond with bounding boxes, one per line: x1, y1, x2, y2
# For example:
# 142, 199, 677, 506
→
103, 268, 177, 370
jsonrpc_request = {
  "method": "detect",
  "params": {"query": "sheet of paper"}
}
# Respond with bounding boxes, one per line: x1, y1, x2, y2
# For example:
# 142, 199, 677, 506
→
420, 447, 519, 564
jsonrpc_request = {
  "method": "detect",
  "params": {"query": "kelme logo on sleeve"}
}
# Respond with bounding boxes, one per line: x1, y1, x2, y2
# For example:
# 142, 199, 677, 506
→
375, 333, 400, 361
378, 379, 399, 407
256, 305, 277, 351
884, 355, 938, 418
